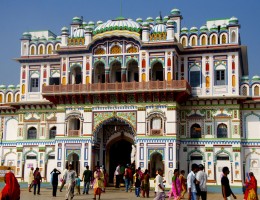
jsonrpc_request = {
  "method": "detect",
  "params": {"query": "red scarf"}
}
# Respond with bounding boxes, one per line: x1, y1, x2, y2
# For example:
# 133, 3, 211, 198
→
1, 171, 20, 200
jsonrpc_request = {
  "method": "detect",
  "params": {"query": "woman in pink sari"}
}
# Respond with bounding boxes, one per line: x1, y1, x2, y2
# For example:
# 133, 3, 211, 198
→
244, 172, 258, 200
168, 169, 181, 200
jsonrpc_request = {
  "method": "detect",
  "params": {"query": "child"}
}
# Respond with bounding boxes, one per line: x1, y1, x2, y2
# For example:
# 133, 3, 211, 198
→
135, 173, 141, 197
75, 175, 82, 195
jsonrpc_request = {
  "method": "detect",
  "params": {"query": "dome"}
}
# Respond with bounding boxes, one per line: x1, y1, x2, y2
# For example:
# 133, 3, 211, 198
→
221, 23, 228, 31
85, 26, 93, 31
61, 27, 69, 32
16, 84, 20, 89
252, 75, 260, 81
167, 19, 174, 25
88, 21, 95, 27
73, 27, 85, 38
22, 32, 32, 39
163, 16, 169, 22
229, 16, 238, 25
190, 27, 198, 33
48, 36, 56, 41
171, 8, 181, 16
200, 25, 208, 32
93, 18, 141, 35
142, 21, 150, 27
7, 85, 15, 90
72, 16, 82, 24
146, 17, 154, 23
39, 36, 47, 42
97, 21, 103, 25
0, 85, 6, 90
136, 18, 143, 23
32, 36, 39, 42
152, 24, 166, 33
56, 36, 62, 40
210, 24, 218, 32
181, 27, 188, 33
82, 21, 88, 27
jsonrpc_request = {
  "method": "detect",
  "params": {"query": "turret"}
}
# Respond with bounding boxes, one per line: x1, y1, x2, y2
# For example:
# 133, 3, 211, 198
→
61, 27, 69, 46
228, 17, 240, 44
166, 20, 175, 41
70, 16, 82, 35
169, 8, 182, 41
142, 22, 150, 42
84, 26, 93, 46
20, 32, 31, 56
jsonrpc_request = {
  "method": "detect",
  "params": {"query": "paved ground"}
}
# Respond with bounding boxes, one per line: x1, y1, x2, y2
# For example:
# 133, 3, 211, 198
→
20, 188, 246, 200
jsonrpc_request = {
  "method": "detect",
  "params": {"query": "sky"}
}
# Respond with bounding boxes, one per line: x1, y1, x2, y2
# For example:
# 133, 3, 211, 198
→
0, 0, 259, 85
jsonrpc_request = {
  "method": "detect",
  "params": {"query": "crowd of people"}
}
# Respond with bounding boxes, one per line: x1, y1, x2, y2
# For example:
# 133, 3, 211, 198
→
0, 163, 258, 200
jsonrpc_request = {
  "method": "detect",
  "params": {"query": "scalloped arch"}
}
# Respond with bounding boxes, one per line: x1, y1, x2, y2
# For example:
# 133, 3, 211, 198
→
214, 149, 232, 162
187, 149, 205, 161
23, 149, 38, 161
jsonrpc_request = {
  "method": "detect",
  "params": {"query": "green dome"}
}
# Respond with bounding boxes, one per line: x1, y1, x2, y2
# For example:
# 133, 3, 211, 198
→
88, 21, 95, 26
32, 36, 38, 42
56, 36, 61, 40
84, 26, 93, 31
171, 8, 181, 15
22, 32, 32, 39
167, 19, 174, 25
163, 16, 169, 22
82, 21, 88, 27
39, 36, 46, 42
0, 85, 6, 90
136, 18, 143, 23
181, 27, 188, 33
8, 85, 15, 90
61, 26, 69, 32
190, 27, 198, 33
210, 24, 218, 32
142, 21, 150, 27
220, 23, 228, 31
48, 36, 56, 41
16, 84, 20, 89
146, 17, 154, 23
229, 16, 238, 25
97, 20, 103, 25
200, 25, 208, 32
72, 16, 82, 23
252, 75, 260, 81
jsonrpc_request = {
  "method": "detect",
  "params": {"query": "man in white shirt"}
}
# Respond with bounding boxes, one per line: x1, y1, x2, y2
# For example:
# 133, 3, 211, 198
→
153, 168, 165, 200
64, 164, 76, 200
196, 164, 208, 200
187, 163, 199, 200
114, 163, 121, 188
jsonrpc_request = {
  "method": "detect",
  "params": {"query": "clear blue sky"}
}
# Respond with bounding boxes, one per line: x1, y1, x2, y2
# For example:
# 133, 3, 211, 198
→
0, 0, 259, 85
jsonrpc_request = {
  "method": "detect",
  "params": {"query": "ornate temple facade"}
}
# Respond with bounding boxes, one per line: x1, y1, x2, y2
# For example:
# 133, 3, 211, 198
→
0, 8, 259, 186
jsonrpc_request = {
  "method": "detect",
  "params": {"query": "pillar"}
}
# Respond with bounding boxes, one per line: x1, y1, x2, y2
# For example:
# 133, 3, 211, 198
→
105, 69, 110, 83
122, 68, 126, 82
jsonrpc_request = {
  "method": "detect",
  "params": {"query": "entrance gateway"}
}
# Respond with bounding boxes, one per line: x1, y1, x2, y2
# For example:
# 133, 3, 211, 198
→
92, 118, 135, 183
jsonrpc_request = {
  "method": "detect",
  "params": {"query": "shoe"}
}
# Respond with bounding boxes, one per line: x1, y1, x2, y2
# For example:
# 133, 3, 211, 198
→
83, 192, 85, 194
60, 189, 62, 192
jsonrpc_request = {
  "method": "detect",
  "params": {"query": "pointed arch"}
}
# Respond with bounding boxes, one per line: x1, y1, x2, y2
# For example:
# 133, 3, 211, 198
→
214, 149, 232, 162
187, 149, 205, 162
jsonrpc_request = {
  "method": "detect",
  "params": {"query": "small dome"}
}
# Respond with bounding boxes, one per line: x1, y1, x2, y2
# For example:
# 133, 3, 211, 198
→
22, 32, 32, 39
39, 36, 47, 42
16, 84, 20, 89
229, 16, 238, 25
200, 25, 208, 32
88, 21, 95, 27
97, 20, 103, 25
252, 75, 260, 81
167, 19, 174, 25
181, 27, 189, 33
85, 26, 93, 31
210, 24, 218, 32
146, 17, 154, 23
190, 27, 198, 32
163, 16, 169, 22
82, 21, 88, 27
56, 36, 62, 40
136, 18, 143, 23
171, 8, 181, 16
32, 36, 39, 42
0, 85, 6, 90
72, 16, 82, 24
221, 23, 228, 31
152, 24, 166, 33
73, 27, 85, 38
93, 18, 141, 35
8, 85, 15, 90
61, 27, 69, 32
142, 21, 150, 27
48, 36, 56, 41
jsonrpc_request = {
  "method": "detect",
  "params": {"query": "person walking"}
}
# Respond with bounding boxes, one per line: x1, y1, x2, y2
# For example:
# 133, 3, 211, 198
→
75, 175, 82, 195
1, 167, 20, 200
169, 169, 181, 200
179, 170, 187, 199
28, 167, 34, 192
114, 164, 121, 188
82, 165, 92, 194
244, 172, 258, 200
153, 168, 165, 200
64, 164, 76, 200
60, 166, 68, 192
187, 164, 198, 200
221, 167, 237, 200
50, 168, 61, 197
93, 166, 104, 200
141, 169, 150, 198
135, 173, 141, 197
196, 164, 207, 200
124, 164, 133, 192
33, 167, 42, 195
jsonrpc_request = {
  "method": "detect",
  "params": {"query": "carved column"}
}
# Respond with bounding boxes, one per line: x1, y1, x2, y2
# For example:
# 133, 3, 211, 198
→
122, 68, 126, 82
105, 69, 110, 83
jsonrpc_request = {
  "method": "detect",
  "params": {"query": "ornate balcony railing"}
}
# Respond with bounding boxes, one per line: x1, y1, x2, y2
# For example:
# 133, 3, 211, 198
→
42, 80, 191, 95
68, 130, 80, 137
151, 129, 163, 136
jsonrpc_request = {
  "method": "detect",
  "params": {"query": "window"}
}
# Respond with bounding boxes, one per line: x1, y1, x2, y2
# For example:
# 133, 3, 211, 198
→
28, 127, 37, 139
49, 127, 56, 139
39, 46, 44, 54
254, 85, 260, 96
215, 69, 225, 85
242, 86, 248, 96
221, 34, 227, 44
231, 32, 236, 43
211, 35, 217, 45
27, 155, 37, 159
49, 77, 60, 85
201, 35, 206, 45
189, 67, 201, 87
217, 123, 227, 138
47, 45, 53, 54
30, 78, 39, 92
191, 37, 196, 46
190, 156, 203, 160
190, 124, 202, 138
151, 117, 162, 129
181, 37, 187, 47
31, 46, 35, 55
217, 155, 229, 160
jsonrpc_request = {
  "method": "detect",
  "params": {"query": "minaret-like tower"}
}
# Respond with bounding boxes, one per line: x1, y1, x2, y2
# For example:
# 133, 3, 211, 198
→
61, 27, 69, 46
20, 32, 31, 56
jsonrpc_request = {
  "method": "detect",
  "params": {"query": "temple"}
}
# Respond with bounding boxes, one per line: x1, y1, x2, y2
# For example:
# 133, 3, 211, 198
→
0, 8, 259, 186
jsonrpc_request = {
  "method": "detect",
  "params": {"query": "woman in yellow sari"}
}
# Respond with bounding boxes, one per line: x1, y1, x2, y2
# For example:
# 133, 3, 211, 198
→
93, 166, 104, 200
244, 172, 258, 200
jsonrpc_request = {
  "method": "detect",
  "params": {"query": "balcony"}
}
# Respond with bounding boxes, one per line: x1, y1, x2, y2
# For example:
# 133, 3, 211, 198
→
68, 130, 80, 137
150, 129, 163, 136
42, 80, 191, 95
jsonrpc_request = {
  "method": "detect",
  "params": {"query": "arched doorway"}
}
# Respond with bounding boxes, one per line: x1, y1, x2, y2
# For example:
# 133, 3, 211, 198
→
70, 66, 82, 84
127, 60, 139, 82
110, 61, 122, 82
68, 118, 80, 137
107, 139, 132, 183
67, 153, 80, 175
151, 62, 164, 81
94, 62, 105, 83
149, 152, 164, 178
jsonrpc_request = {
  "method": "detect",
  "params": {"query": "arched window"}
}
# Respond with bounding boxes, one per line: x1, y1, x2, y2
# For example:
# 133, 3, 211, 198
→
191, 37, 196, 46
181, 37, 187, 47
7, 93, 12, 103
28, 127, 37, 139
30, 46, 35, 55
231, 32, 236, 43
242, 86, 248, 96
189, 66, 201, 87
217, 123, 227, 138
221, 34, 227, 44
215, 65, 226, 85
254, 85, 260, 96
39, 45, 44, 55
49, 126, 56, 139
16, 94, 20, 102
190, 124, 202, 138
211, 35, 217, 45
151, 117, 162, 130
95, 48, 105, 55
55, 44, 60, 50
110, 45, 121, 54
47, 45, 53, 54
0, 94, 3, 103
201, 35, 206, 45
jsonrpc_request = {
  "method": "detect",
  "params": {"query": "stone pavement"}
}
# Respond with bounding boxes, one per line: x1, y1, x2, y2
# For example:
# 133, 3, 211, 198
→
20, 188, 245, 200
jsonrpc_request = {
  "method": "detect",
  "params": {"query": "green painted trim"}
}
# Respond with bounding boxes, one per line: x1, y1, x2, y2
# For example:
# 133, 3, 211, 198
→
207, 18, 229, 21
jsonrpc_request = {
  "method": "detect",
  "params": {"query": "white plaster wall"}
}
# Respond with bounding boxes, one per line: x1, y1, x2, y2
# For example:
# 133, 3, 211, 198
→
137, 110, 146, 134
56, 113, 66, 136
246, 114, 260, 139
5, 118, 18, 141
83, 112, 92, 134
166, 110, 177, 134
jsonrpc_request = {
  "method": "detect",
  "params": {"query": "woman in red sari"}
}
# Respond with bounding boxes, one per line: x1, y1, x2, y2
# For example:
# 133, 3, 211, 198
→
1, 167, 20, 200
244, 172, 258, 200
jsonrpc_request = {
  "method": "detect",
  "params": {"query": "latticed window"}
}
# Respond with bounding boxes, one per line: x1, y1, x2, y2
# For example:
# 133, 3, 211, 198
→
110, 45, 121, 54
217, 123, 227, 138
221, 34, 227, 44
127, 46, 138, 53
95, 48, 105, 55
28, 127, 37, 139
242, 86, 248, 96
